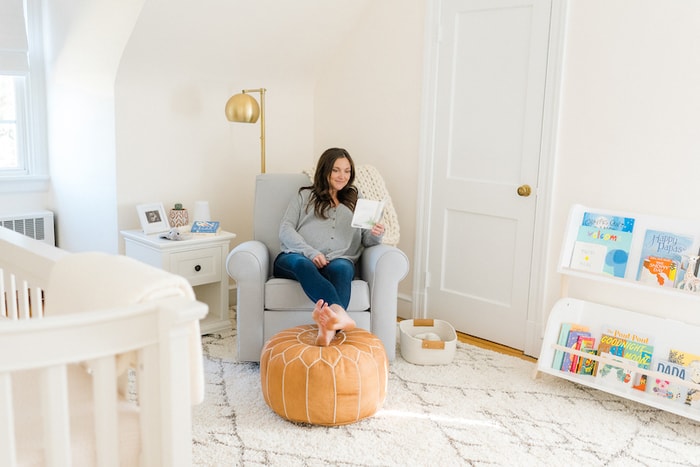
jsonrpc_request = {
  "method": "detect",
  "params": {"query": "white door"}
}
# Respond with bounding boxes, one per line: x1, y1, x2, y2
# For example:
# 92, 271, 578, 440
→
425, 0, 552, 350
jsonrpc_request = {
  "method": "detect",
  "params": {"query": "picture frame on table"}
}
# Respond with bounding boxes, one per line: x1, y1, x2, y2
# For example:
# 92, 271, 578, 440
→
136, 202, 170, 234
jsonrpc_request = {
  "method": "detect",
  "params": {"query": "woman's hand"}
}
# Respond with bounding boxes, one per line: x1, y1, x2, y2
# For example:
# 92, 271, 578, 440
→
371, 222, 385, 237
312, 253, 329, 268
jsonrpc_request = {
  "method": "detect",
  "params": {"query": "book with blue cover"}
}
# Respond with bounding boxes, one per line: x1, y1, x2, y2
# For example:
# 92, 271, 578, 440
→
560, 330, 592, 372
636, 229, 696, 288
569, 212, 636, 278
191, 220, 220, 235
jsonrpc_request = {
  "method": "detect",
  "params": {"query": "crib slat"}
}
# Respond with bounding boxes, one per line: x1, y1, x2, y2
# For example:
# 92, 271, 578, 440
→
90, 356, 119, 467
0, 269, 6, 318
29, 286, 44, 318
17, 280, 31, 320
0, 373, 18, 467
3, 273, 18, 319
41, 365, 72, 467
138, 345, 161, 466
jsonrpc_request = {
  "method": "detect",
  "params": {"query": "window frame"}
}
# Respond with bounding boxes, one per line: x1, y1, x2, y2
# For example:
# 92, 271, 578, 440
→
0, 0, 49, 193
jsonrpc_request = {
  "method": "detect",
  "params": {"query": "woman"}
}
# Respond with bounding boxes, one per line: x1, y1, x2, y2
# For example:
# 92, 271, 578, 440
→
273, 148, 385, 346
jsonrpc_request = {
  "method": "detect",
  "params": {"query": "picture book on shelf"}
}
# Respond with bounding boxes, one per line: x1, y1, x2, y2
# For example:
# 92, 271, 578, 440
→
594, 328, 653, 391
668, 349, 700, 409
569, 212, 635, 278
684, 362, 700, 409
597, 354, 634, 389
570, 335, 596, 375
668, 349, 700, 367
636, 229, 697, 288
623, 340, 654, 391
560, 330, 592, 372
648, 359, 688, 403
594, 333, 627, 377
576, 347, 598, 376
551, 322, 589, 370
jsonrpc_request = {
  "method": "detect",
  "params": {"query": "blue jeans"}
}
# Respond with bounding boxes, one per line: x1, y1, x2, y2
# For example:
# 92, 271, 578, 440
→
273, 253, 354, 309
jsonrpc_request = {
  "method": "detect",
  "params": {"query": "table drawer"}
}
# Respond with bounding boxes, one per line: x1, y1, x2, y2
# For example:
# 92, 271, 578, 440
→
170, 247, 221, 286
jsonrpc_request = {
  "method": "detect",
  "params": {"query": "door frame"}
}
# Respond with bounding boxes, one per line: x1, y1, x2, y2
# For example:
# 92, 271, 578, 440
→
413, 0, 570, 357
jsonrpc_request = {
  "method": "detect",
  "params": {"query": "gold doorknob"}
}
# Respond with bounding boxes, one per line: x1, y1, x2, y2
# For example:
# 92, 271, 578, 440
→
517, 184, 532, 197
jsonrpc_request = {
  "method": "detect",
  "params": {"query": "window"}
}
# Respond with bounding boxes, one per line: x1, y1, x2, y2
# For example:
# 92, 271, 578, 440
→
0, 74, 28, 174
0, 0, 48, 192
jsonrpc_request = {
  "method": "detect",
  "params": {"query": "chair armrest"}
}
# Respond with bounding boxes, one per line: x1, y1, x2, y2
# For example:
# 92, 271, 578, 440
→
225, 240, 270, 361
360, 244, 409, 360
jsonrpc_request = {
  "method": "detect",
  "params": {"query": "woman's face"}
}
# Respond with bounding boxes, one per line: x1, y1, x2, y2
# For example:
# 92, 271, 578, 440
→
328, 157, 352, 194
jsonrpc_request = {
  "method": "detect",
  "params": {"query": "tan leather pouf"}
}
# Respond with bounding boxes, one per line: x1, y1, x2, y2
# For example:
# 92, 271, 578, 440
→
260, 325, 388, 426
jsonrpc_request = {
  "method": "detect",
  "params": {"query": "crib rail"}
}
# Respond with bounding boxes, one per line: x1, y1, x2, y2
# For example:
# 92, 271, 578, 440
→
0, 226, 207, 466
0, 227, 66, 319
0, 297, 207, 467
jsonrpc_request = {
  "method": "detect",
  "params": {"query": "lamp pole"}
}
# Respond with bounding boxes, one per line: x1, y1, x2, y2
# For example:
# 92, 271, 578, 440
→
242, 88, 266, 173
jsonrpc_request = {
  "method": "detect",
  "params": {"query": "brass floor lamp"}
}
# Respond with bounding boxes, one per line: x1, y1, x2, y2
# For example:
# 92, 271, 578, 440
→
225, 88, 267, 173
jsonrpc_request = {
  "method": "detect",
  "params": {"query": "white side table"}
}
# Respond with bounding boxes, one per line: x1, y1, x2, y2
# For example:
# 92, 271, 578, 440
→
121, 229, 236, 335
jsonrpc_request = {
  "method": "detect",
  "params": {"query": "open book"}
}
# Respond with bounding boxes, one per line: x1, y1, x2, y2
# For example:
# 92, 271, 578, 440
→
352, 198, 387, 229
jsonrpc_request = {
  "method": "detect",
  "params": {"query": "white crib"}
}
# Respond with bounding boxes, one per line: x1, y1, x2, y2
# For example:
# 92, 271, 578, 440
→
0, 227, 208, 466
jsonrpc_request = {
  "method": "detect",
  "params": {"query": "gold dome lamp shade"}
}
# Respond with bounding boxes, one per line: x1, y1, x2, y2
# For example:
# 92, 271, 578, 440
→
225, 88, 267, 173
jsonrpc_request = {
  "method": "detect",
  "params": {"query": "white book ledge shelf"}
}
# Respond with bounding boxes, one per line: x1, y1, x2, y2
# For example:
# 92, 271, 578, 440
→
537, 298, 700, 422
536, 205, 700, 423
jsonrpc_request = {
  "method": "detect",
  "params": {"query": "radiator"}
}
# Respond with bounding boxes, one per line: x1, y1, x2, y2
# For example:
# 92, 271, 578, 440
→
0, 210, 55, 246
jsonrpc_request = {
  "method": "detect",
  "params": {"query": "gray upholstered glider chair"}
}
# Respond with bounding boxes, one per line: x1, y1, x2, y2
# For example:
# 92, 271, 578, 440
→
226, 173, 409, 362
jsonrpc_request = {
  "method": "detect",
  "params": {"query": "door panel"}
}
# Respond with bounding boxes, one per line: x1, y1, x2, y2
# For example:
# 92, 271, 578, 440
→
427, 0, 551, 350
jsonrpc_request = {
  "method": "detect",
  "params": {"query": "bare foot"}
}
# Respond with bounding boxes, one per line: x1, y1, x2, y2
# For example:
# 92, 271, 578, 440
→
311, 299, 325, 322
327, 304, 356, 332
312, 300, 336, 346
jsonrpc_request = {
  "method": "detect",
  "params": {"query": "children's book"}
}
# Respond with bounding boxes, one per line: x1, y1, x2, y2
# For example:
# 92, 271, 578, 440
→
668, 349, 700, 367
648, 359, 688, 403
569, 212, 635, 278
622, 340, 654, 391
552, 323, 589, 370
191, 220, 220, 235
351, 198, 387, 229
593, 329, 653, 391
668, 349, 700, 409
597, 353, 634, 389
636, 230, 696, 288
560, 330, 592, 372
576, 348, 598, 376
684, 362, 700, 409
593, 333, 627, 377
570, 335, 596, 374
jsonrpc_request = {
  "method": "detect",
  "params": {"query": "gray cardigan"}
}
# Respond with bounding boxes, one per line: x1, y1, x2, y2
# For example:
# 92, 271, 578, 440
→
279, 188, 382, 263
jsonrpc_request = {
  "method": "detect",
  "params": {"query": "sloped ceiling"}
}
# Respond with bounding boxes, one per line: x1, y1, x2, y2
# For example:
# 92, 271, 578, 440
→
122, 0, 374, 80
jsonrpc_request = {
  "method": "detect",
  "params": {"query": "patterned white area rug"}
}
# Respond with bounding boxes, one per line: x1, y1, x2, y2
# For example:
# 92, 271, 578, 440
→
192, 326, 700, 466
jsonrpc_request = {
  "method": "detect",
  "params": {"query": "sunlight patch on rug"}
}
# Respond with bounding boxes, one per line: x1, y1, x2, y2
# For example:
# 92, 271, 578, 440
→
375, 408, 502, 428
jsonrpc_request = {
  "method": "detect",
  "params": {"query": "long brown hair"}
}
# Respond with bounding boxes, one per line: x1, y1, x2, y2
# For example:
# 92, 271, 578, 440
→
302, 148, 358, 219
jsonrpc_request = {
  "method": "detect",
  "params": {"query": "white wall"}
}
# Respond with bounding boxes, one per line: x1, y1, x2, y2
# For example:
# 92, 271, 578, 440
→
314, 0, 425, 316
542, 0, 700, 328
42, 0, 144, 252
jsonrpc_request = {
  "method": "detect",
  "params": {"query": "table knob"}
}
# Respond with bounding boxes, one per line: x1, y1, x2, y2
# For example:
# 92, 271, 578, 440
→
194, 265, 201, 272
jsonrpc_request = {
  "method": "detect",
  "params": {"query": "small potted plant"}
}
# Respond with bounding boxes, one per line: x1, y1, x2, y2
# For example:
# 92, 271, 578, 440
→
168, 202, 189, 227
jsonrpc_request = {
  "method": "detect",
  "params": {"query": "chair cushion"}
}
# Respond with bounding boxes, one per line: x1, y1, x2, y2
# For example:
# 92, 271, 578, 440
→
265, 278, 370, 311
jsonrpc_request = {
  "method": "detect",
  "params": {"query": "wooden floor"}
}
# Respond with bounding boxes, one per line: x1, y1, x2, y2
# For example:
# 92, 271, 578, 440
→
456, 330, 538, 363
